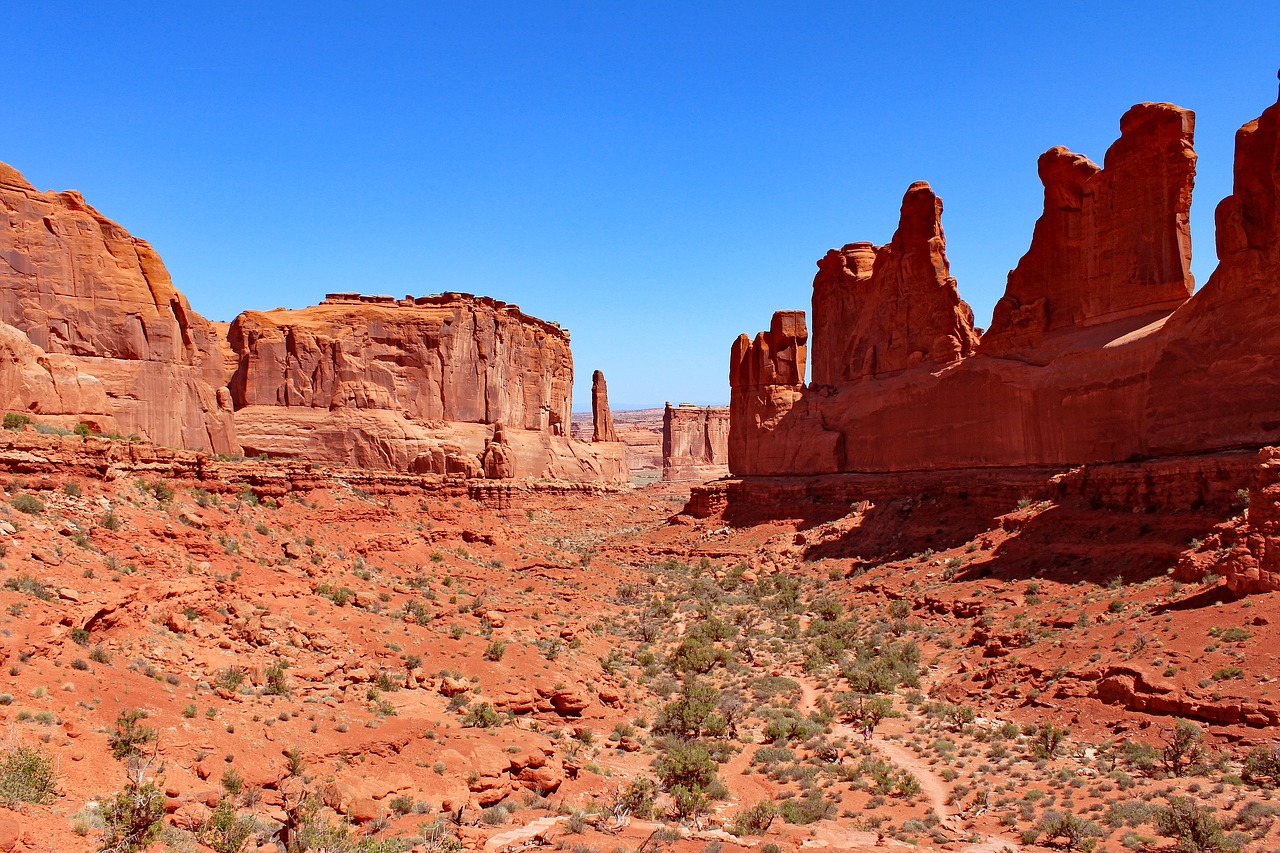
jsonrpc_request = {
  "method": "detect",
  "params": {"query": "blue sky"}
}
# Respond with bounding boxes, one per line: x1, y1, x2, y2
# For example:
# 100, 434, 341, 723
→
4, 3, 1278, 409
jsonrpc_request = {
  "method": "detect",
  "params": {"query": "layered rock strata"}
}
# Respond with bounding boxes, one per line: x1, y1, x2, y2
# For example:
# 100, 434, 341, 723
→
0, 162, 236, 452
227, 293, 624, 480
662, 403, 729, 481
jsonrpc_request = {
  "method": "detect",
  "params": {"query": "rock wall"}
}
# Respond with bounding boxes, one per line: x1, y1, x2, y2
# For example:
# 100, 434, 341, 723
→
662, 403, 729, 481
0, 164, 624, 482
225, 293, 625, 481
730, 97, 1280, 481
0, 162, 236, 452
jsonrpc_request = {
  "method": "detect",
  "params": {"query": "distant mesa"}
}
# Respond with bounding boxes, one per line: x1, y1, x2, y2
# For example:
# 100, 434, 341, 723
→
0, 162, 623, 482
663, 402, 728, 482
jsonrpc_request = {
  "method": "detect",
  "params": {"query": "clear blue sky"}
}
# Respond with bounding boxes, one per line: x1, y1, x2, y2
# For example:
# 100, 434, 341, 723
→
4, 3, 1277, 409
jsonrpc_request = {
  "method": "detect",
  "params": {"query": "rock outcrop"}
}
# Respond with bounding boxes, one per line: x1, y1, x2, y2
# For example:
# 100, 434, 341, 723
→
591, 370, 619, 442
0, 162, 625, 482
0, 321, 119, 434
729, 94, 1280, 546
662, 403, 728, 481
226, 293, 625, 480
0, 162, 236, 452
810, 181, 979, 384
983, 103, 1196, 357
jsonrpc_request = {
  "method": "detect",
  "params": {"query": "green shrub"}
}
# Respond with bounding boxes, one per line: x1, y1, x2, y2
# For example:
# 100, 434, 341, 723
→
482, 640, 508, 662
10, 494, 43, 515
2, 413, 31, 431
732, 800, 778, 835
461, 702, 501, 728
200, 798, 256, 853
0, 743, 57, 805
99, 772, 165, 852
109, 709, 156, 762
1155, 796, 1230, 853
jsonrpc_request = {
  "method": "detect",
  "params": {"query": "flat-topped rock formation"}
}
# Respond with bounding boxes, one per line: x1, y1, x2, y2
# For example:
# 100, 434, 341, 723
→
662, 403, 728, 481
0, 163, 624, 482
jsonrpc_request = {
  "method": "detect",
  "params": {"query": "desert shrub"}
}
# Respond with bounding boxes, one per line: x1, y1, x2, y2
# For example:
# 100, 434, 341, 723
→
1033, 721, 1070, 759
482, 640, 508, 662
0, 743, 57, 805
2, 413, 31, 431
200, 798, 256, 853
1039, 810, 1103, 850
778, 789, 836, 825
4, 573, 52, 600
99, 771, 166, 852
732, 800, 778, 835
653, 679, 725, 739
1244, 745, 1280, 786
614, 777, 656, 819
109, 709, 157, 761
1155, 796, 1231, 853
461, 702, 501, 728
1162, 719, 1205, 777
10, 493, 42, 515
264, 658, 290, 696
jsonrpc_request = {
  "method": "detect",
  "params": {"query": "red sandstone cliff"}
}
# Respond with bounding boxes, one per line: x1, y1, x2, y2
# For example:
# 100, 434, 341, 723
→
810, 181, 979, 384
662, 403, 729, 481
983, 103, 1196, 357
0, 162, 236, 452
729, 95, 1280, 478
0, 164, 624, 482
225, 293, 624, 480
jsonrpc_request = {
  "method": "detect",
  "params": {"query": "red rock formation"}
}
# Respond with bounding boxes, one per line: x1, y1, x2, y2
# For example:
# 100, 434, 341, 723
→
591, 370, 619, 442
482, 423, 515, 479
662, 403, 728, 481
728, 96, 1280, 505
226, 293, 626, 480
0, 321, 119, 434
810, 182, 979, 384
0, 162, 237, 452
984, 103, 1196, 356
229, 292, 572, 433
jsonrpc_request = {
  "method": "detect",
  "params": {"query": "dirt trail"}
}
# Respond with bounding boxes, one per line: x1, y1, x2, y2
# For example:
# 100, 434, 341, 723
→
794, 677, 1020, 852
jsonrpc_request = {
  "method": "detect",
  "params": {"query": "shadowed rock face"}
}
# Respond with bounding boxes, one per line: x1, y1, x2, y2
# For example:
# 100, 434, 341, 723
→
0, 162, 237, 452
729, 96, 1280, 478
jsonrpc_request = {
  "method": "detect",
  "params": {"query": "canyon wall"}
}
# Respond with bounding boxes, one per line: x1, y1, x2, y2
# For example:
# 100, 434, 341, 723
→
730, 99, 1280, 477
662, 403, 729, 481
226, 293, 624, 480
0, 163, 237, 452
0, 163, 624, 482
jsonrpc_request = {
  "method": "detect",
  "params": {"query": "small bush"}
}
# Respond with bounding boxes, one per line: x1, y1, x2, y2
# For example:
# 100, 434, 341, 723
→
0, 743, 57, 805
10, 494, 43, 515
2, 413, 31, 431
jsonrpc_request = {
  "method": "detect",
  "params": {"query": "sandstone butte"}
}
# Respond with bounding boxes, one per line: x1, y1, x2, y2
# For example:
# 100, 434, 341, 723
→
723, 94, 1280, 592
662, 402, 729, 481
0, 163, 625, 483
